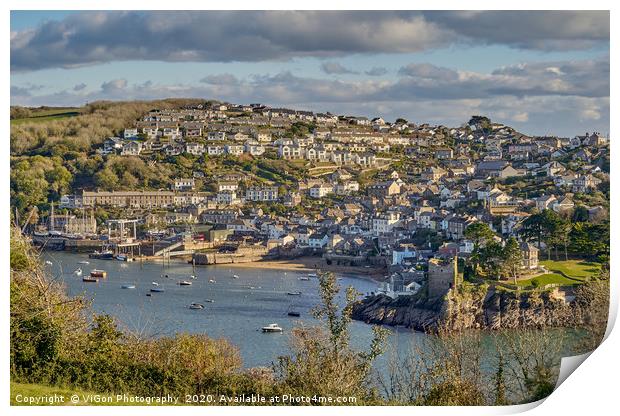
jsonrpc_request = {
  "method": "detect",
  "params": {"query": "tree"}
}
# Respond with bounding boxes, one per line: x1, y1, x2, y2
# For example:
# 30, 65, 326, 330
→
502, 237, 524, 283
275, 272, 388, 402
464, 222, 496, 275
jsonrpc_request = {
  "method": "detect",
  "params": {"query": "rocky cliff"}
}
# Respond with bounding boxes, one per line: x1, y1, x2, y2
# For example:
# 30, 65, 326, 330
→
352, 284, 580, 332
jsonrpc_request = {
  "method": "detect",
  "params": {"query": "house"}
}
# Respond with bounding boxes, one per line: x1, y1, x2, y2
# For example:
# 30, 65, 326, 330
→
367, 180, 401, 197
422, 166, 447, 181
165, 144, 184, 156
476, 160, 509, 177
185, 142, 205, 155
308, 233, 329, 249
572, 174, 602, 193
123, 128, 139, 139
245, 143, 265, 156
173, 178, 195, 191
535, 195, 557, 211
309, 183, 333, 199
372, 211, 400, 235
283, 192, 301, 207
208, 131, 226, 141
121, 141, 142, 156
552, 196, 575, 213
435, 148, 454, 160
245, 186, 279, 202
225, 144, 244, 156
520, 242, 539, 269
217, 181, 239, 192
102, 137, 124, 154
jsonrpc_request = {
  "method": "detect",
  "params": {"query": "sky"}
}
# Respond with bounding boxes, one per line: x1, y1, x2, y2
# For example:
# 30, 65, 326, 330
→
10, 10, 610, 137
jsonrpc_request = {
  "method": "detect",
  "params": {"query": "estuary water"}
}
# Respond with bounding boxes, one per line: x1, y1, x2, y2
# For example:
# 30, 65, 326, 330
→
43, 251, 426, 369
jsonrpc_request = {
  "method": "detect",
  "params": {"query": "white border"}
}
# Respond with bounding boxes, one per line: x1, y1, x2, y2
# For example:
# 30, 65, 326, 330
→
3, 2, 617, 415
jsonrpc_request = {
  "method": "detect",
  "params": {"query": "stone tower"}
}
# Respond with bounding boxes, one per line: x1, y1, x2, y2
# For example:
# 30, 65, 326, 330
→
427, 256, 459, 299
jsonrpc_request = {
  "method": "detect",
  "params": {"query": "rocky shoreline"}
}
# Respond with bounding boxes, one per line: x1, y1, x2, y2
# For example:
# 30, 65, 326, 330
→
352, 284, 583, 332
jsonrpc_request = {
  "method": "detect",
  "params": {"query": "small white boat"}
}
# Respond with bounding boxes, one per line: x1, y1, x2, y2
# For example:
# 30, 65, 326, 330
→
205, 299, 215, 303
287, 291, 302, 296
152, 282, 160, 286
190, 275, 197, 280
299, 276, 310, 281
232, 274, 239, 279
189, 303, 204, 310
45, 260, 53, 266
179, 280, 192, 286
78, 260, 90, 265
209, 279, 216, 283
121, 284, 136, 289
74, 268, 83, 276
307, 273, 318, 278
262, 323, 283, 333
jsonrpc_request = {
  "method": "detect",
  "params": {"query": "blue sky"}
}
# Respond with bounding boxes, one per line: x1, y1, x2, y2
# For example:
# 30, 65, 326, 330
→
10, 11, 610, 136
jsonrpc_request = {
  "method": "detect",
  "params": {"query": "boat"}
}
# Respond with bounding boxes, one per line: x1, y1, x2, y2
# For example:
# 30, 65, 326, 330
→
299, 276, 310, 281
179, 280, 193, 286
74, 268, 83, 276
89, 250, 114, 260
150, 287, 165, 293
189, 303, 205, 310
287, 311, 301, 317
45, 260, 53, 265
116, 254, 128, 261
287, 291, 302, 296
78, 260, 90, 265
190, 275, 197, 280
82, 276, 98, 283
205, 299, 215, 303
90, 269, 107, 278
121, 284, 136, 289
232, 274, 239, 279
152, 282, 160, 286
262, 323, 283, 333
146, 293, 152, 297
208, 279, 216, 283
307, 273, 318, 278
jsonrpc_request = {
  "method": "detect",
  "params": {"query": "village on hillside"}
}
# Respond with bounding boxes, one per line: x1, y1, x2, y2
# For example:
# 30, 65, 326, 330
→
21, 101, 610, 299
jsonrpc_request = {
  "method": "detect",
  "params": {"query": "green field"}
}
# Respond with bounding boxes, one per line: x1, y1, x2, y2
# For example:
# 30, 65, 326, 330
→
540, 260, 602, 279
514, 273, 581, 288
11, 107, 82, 125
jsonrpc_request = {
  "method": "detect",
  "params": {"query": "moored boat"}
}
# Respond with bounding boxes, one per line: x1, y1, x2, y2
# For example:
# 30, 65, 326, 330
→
74, 268, 83, 276
78, 260, 90, 265
121, 284, 136, 289
150, 287, 165, 293
287, 291, 302, 296
261, 323, 283, 333
82, 276, 98, 283
189, 303, 204, 310
287, 311, 301, 317
90, 269, 107, 278
179, 280, 192, 286
89, 250, 114, 260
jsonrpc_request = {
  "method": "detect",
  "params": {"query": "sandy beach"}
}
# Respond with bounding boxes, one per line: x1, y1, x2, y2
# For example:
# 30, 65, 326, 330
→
225, 256, 387, 281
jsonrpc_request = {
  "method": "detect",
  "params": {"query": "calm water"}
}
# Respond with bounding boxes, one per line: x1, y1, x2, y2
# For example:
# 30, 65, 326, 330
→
43, 251, 426, 369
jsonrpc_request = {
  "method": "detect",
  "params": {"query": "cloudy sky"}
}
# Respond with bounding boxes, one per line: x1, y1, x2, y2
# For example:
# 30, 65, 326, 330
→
10, 10, 609, 136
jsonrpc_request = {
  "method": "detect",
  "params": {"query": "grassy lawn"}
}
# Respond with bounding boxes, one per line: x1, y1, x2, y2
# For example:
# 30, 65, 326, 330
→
540, 260, 602, 279
515, 273, 581, 288
10, 382, 137, 406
